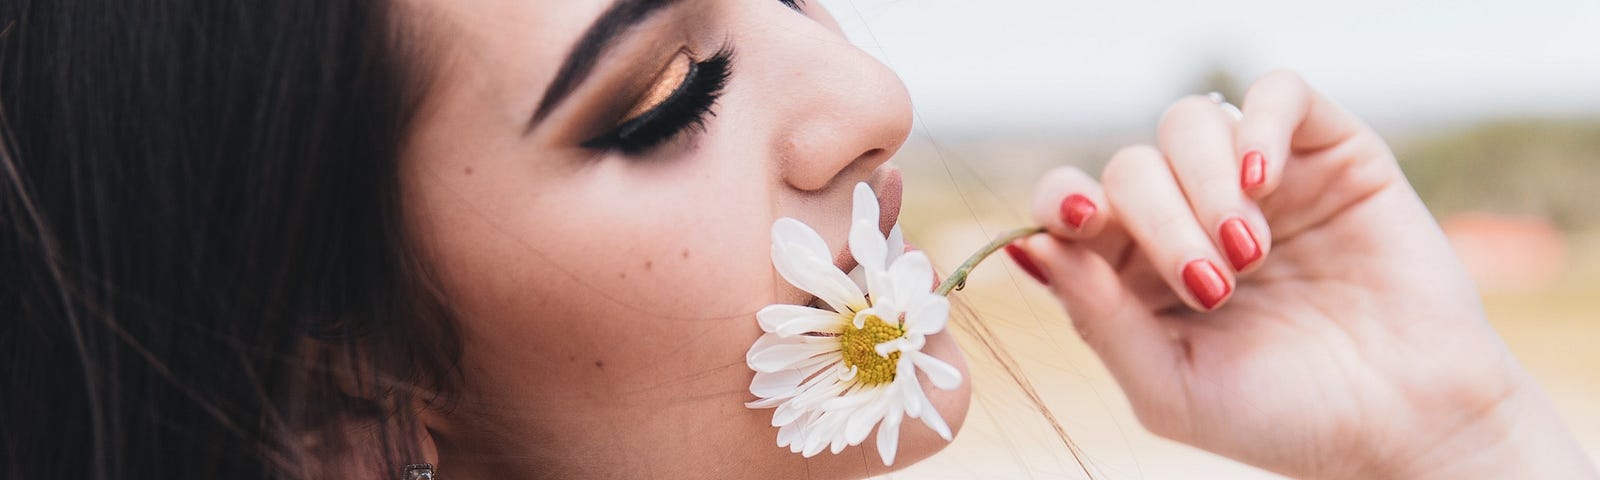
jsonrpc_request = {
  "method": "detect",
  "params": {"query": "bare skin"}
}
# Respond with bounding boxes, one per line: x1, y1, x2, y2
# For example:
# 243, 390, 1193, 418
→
393, 1, 966, 478
1014, 71, 1598, 479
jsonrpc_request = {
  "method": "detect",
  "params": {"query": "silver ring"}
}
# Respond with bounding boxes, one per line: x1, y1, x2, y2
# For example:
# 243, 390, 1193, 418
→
402, 463, 436, 480
1207, 92, 1244, 121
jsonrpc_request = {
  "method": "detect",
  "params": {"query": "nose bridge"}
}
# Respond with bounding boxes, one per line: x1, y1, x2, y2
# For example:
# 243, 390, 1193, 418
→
773, 31, 914, 192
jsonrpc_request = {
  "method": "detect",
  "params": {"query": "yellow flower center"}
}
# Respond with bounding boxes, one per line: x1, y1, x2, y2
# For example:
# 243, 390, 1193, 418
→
839, 314, 903, 385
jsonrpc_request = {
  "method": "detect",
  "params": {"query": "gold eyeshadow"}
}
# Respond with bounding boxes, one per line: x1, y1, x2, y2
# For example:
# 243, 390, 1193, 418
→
620, 49, 694, 122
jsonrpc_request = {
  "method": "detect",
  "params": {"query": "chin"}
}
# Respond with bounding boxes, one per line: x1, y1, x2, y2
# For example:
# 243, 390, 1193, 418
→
886, 330, 972, 468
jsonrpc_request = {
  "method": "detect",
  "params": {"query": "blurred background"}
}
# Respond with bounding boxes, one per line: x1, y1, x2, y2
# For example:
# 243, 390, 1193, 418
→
813, 0, 1600, 478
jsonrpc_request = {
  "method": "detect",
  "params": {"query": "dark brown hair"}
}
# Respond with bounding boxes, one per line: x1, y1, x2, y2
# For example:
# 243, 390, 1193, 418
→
1, 0, 457, 477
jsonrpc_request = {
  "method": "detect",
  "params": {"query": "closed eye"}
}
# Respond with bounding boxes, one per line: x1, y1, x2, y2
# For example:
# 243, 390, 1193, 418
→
579, 47, 733, 156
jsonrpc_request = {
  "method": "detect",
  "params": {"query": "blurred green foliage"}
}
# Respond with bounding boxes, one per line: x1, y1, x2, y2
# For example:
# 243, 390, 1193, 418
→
1398, 119, 1600, 230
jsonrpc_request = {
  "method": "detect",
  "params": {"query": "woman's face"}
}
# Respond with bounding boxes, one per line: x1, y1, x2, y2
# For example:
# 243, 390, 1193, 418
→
398, 0, 970, 477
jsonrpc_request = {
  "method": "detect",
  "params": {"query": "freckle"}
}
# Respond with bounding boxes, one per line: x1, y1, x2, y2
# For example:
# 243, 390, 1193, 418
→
594, 360, 604, 369
463, 166, 473, 175
618, 271, 627, 279
568, 355, 575, 361
645, 260, 653, 270
681, 249, 691, 259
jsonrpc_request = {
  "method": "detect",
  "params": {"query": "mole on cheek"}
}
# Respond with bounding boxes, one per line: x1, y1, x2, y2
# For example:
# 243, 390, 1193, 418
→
644, 260, 653, 271
681, 249, 691, 259
463, 166, 473, 175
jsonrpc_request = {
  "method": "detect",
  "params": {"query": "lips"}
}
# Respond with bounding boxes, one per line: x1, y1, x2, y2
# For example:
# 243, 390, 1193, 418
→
832, 166, 904, 275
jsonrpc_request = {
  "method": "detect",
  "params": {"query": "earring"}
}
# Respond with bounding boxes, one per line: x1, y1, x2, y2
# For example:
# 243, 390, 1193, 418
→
402, 463, 436, 480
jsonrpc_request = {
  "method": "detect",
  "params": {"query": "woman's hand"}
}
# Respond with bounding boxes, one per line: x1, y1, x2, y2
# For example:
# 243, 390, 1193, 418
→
1012, 70, 1597, 479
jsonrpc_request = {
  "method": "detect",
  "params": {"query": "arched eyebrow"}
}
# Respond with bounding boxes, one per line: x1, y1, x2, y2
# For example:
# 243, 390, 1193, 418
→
526, 0, 688, 135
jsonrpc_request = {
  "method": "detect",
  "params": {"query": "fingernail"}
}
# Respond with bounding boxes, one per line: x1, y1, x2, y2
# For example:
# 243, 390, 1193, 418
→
1004, 244, 1049, 285
1219, 217, 1262, 270
1059, 194, 1097, 231
1241, 150, 1266, 191
1182, 259, 1231, 310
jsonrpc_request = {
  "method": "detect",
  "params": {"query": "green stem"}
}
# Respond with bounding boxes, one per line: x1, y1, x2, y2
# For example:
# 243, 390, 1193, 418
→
933, 226, 1046, 296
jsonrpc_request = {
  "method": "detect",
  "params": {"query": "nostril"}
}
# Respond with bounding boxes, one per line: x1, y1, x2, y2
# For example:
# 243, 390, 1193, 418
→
855, 148, 892, 169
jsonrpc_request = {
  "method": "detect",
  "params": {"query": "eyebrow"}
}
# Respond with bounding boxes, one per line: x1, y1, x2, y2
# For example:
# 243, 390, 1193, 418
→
526, 0, 688, 134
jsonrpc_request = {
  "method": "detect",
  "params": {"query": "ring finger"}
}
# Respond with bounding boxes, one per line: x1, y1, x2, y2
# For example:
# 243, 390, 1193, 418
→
1102, 145, 1235, 311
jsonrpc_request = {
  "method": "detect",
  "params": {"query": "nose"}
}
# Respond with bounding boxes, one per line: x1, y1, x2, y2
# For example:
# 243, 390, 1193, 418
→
769, 26, 914, 192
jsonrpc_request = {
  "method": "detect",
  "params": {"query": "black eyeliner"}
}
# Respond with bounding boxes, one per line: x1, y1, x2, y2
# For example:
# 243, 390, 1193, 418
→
582, 47, 733, 155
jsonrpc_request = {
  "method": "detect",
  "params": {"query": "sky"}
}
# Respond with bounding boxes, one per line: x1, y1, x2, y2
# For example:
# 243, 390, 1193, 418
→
817, 0, 1600, 137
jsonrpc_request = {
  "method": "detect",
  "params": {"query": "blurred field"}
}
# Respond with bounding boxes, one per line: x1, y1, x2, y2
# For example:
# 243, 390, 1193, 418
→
875, 121, 1600, 478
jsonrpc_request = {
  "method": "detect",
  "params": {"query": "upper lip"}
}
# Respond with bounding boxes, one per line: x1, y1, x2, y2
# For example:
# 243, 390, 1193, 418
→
832, 166, 903, 275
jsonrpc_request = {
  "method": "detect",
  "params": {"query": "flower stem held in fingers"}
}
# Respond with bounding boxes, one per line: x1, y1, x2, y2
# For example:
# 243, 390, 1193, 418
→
934, 226, 1046, 296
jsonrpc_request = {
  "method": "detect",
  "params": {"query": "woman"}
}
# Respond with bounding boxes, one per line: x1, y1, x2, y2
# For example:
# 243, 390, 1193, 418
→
1, 0, 1591, 479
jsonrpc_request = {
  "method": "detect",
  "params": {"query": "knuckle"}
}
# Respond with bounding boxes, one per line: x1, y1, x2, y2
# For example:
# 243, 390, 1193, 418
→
1102, 145, 1162, 187
1038, 165, 1089, 189
1158, 95, 1220, 129
1250, 69, 1309, 95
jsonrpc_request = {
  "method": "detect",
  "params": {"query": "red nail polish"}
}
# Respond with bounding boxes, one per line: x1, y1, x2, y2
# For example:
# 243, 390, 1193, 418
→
1219, 217, 1262, 270
1241, 150, 1266, 191
1004, 244, 1049, 285
1059, 194, 1097, 231
1181, 259, 1231, 310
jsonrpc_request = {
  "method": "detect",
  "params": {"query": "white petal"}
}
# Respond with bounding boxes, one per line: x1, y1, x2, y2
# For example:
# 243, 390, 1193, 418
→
864, 269, 898, 316
848, 265, 869, 292
772, 217, 831, 262
897, 357, 924, 417
819, 385, 876, 411
909, 351, 963, 390
886, 223, 905, 265
776, 416, 806, 448
851, 183, 879, 236
774, 368, 846, 425
781, 410, 820, 450
745, 395, 792, 409
748, 354, 834, 401
757, 304, 846, 336
876, 409, 902, 466
845, 389, 891, 446
773, 241, 865, 313
745, 333, 789, 364
830, 417, 850, 454
748, 342, 834, 373
802, 412, 840, 457
874, 335, 925, 357
851, 309, 875, 330
750, 369, 808, 398
887, 251, 935, 311
916, 393, 954, 441
904, 295, 950, 336
773, 398, 809, 427
850, 218, 888, 274
788, 366, 851, 410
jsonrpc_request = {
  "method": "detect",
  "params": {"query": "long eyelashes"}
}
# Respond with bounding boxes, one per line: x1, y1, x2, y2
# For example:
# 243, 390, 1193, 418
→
778, 0, 806, 12
581, 48, 733, 156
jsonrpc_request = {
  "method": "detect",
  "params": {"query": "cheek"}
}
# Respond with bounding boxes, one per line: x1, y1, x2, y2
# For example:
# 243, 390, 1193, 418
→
407, 148, 785, 405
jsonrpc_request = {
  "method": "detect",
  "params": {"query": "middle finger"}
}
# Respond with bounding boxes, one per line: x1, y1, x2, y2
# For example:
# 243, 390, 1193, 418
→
1156, 95, 1272, 273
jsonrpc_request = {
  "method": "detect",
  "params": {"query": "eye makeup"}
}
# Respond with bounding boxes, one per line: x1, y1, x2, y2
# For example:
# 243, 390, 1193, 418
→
580, 47, 733, 156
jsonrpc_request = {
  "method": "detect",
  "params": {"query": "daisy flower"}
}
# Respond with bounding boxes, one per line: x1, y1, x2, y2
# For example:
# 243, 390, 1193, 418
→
744, 182, 962, 466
